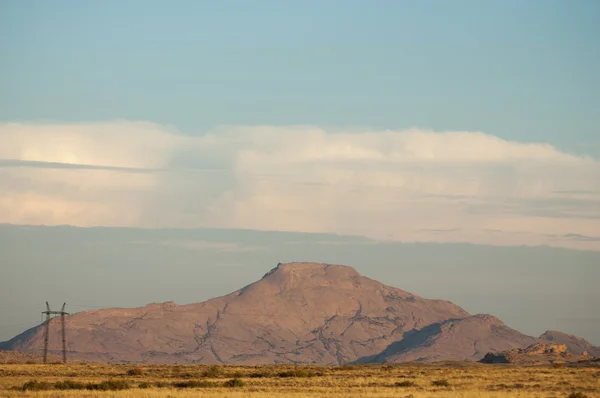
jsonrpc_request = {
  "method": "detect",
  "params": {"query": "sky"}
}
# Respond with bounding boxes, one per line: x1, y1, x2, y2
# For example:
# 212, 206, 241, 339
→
0, 2, 599, 344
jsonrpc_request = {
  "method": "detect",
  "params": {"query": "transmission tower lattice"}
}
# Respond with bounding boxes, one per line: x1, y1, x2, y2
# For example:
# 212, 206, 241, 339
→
42, 302, 69, 364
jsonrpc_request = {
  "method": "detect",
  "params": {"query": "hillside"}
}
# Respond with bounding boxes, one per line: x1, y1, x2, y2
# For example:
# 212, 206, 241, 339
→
0, 262, 468, 364
539, 330, 600, 356
356, 314, 539, 363
2, 262, 597, 365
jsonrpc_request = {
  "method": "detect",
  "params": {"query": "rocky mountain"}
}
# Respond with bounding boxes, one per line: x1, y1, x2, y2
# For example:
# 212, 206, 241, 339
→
356, 314, 539, 363
1, 262, 597, 365
480, 343, 591, 365
539, 330, 600, 356
0, 262, 468, 364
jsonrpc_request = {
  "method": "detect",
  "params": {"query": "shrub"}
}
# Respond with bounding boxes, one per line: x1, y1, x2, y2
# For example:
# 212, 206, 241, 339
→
278, 369, 317, 378
138, 382, 152, 389
432, 379, 450, 387
202, 365, 222, 378
154, 381, 170, 388
172, 380, 217, 388
21, 380, 53, 391
86, 380, 130, 391
568, 393, 589, 398
54, 380, 86, 390
332, 365, 358, 371
224, 378, 245, 387
395, 380, 416, 387
248, 371, 272, 378
489, 383, 528, 390
127, 368, 144, 376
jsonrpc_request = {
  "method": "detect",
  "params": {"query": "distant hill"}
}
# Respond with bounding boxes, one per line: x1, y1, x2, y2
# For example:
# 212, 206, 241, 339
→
539, 330, 600, 356
480, 343, 595, 365
1, 262, 598, 364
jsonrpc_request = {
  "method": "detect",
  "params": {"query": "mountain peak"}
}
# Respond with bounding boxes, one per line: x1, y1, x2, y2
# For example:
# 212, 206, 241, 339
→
469, 314, 504, 325
540, 330, 579, 340
263, 262, 359, 280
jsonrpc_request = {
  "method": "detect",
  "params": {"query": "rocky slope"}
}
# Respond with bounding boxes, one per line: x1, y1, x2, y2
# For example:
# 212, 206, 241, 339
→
539, 330, 600, 356
0, 262, 468, 364
356, 314, 539, 363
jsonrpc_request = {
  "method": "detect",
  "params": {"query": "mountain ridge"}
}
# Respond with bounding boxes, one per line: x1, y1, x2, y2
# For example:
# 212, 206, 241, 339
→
1, 262, 597, 364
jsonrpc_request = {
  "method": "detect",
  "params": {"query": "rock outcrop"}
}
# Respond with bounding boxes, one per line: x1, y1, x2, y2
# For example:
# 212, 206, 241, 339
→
539, 330, 600, 356
480, 343, 589, 365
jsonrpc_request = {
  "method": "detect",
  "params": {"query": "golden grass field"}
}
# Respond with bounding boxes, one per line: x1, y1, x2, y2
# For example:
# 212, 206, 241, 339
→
0, 362, 598, 397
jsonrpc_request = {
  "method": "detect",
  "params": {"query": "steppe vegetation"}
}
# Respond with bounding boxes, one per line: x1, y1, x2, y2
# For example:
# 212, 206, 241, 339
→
0, 362, 598, 397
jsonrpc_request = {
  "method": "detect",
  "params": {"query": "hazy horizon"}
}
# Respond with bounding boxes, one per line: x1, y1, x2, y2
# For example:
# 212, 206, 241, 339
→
1, 223, 599, 345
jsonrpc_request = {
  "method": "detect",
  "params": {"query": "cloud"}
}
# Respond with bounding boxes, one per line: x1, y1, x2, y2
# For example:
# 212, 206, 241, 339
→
417, 228, 461, 234
562, 233, 600, 242
132, 239, 266, 252
0, 121, 190, 169
1, 121, 599, 250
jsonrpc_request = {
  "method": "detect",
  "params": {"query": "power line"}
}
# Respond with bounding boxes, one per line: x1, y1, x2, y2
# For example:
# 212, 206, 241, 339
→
41, 302, 69, 364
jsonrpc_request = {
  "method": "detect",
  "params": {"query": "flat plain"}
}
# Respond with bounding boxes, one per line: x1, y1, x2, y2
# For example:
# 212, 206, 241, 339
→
0, 362, 598, 397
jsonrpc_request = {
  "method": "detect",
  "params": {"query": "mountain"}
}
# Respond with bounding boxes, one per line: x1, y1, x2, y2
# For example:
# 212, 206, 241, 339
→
0, 262, 468, 364
1, 262, 596, 365
539, 330, 600, 356
356, 314, 539, 363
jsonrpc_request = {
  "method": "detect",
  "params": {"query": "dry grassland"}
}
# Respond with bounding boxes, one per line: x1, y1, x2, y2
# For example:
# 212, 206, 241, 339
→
0, 362, 598, 397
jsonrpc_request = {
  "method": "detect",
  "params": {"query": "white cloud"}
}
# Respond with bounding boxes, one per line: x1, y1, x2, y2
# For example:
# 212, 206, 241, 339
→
0, 121, 185, 169
1, 121, 599, 250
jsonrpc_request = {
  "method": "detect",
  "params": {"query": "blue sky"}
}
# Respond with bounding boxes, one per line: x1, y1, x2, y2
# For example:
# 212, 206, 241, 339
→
1, 0, 599, 155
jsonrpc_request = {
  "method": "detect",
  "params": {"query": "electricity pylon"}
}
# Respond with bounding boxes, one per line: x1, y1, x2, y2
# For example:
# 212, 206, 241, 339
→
42, 302, 69, 364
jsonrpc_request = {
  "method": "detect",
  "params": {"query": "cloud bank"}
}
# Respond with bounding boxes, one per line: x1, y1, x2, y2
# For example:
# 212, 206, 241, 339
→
1, 121, 599, 250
